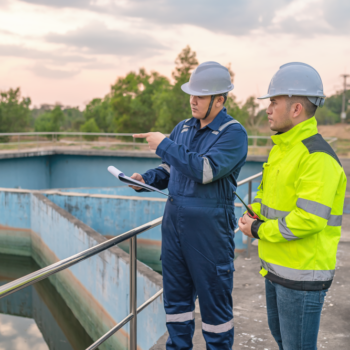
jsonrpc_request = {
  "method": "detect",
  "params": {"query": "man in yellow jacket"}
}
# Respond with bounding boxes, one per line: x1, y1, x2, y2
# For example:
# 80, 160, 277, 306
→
238, 62, 347, 350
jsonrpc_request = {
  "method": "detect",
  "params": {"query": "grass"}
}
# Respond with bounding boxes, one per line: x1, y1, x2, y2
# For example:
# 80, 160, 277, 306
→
109, 145, 141, 151
0, 144, 18, 150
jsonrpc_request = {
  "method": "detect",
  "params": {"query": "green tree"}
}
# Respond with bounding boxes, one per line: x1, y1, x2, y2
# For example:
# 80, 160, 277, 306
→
84, 98, 111, 132
0, 88, 31, 136
62, 107, 84, 131
242, 96, 265, 131
225, 95, 249, 125
319, 90, 350, 124
34, 105, 65, 132
109, 68, 170, 133
32, 105, 84, 131
172, 45, 199, 81
153, 46, 198, 133
315, 106, 339, 125
34, 112, 52, 132
324, 90, 350, 115
80, 118, 100, 140
51, 106, 65, 131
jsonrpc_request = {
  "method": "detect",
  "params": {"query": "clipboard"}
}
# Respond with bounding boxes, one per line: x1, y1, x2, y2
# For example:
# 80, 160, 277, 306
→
108, 166, 169, 197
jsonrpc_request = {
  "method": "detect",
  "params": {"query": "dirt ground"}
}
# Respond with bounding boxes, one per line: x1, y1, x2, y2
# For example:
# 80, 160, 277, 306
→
318, 123, 350, 139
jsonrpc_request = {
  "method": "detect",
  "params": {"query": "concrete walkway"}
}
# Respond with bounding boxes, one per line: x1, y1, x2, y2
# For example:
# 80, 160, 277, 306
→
151, 215, 350, 350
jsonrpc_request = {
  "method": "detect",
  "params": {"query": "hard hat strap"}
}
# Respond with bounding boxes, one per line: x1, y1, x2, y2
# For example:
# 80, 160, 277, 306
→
307, 96, 325, 107
204, 95, 216, 120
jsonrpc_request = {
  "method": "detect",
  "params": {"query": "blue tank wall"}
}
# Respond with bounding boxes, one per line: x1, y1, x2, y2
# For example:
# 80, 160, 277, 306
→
0, 153, 263, 190
0, 156, 51, 189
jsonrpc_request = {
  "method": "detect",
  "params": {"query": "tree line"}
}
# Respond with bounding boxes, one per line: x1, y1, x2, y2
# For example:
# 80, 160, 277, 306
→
0, 46, 349, 137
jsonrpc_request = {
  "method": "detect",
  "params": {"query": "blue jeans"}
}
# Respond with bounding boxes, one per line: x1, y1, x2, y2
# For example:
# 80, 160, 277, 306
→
265, 279, 327, 350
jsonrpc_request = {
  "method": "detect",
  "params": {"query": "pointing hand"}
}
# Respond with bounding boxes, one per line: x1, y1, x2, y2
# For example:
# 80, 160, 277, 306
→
133, 132, 166, 151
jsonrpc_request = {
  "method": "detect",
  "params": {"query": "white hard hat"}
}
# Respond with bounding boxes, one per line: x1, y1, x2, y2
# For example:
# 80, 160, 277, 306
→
258, 62, 325, 107
181, 61, 234, 96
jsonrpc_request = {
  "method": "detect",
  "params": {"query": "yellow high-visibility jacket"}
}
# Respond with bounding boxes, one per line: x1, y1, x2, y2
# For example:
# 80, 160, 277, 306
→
251, 117, 347, 291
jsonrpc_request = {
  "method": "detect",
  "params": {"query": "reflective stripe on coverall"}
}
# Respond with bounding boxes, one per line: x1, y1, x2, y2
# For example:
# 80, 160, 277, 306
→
141, 107, 248, 349
251, 117, 347, 291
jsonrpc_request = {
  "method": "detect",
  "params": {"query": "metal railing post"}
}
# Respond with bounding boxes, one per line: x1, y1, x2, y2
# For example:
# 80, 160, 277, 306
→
130, 236, 137, 350
246, 180, 253, 259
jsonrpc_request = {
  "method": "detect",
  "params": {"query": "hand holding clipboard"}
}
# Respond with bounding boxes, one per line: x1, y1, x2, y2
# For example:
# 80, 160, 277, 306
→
108, 166, 169, 197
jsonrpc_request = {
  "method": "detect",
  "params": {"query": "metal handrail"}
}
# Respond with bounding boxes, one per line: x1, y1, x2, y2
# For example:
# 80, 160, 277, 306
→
0, 131, 338, 140
237, 172, 262, 186
0, 132, 337, 154
87, 289, 164, 350
236, 171, 263, 260
0, 172, 263, 349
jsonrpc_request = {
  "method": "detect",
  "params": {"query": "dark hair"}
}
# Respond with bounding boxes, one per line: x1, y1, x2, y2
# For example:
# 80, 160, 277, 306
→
215, 92, 228, 104
286, 96, 317, 118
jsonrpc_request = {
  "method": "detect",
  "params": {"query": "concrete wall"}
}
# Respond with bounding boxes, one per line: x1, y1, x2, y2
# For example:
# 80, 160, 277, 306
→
0, 190, 166, 350
0, 155, 51, 189
0, 151, 164, 190
0, 149, 264, 190
43, 191, 249, 265
45, 192, 166, 271
0, 191, 32, 256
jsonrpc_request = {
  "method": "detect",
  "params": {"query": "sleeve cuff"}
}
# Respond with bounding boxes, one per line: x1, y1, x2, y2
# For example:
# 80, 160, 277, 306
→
156, 137, 173, 158
251, 219, 264, 239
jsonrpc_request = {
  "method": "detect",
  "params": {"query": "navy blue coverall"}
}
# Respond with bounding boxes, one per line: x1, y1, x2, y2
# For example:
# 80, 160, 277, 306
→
140, 107, 248, 349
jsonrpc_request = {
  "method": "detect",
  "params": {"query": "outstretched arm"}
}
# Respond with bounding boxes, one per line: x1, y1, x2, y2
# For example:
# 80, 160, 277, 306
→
130, 132, 172, 192
134, 126, 247, 184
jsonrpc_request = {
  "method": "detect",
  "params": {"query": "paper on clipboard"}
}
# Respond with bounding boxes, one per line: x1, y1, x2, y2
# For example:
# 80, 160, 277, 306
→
107, 166, 169, 197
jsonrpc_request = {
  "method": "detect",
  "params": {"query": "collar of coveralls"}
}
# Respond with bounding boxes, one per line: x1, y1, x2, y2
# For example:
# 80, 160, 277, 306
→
186, 107, 228, 131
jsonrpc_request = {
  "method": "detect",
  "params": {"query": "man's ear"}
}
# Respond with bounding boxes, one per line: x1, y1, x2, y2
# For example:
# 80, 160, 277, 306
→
215, 95, 225, 107
293, 103, 303, 118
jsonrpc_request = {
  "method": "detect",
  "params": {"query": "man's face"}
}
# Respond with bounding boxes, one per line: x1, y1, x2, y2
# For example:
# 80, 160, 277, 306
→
266, 96, 293, 132
190, 95, 211, 119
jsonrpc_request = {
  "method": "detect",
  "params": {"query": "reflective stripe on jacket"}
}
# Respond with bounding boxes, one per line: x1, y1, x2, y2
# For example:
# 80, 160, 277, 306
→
251, 117, 347, 291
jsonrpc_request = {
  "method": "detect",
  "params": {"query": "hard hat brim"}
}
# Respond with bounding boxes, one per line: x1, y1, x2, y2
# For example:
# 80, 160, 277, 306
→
257, 93, 271, 100
257, 92, 326, 100
181, 82, 234, 96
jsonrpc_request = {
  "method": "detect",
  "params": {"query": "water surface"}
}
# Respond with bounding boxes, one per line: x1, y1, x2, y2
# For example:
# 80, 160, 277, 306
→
0, 254, 94, 350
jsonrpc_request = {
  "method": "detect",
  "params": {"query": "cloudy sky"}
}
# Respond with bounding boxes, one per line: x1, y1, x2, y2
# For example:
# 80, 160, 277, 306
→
0, 0, 349, 109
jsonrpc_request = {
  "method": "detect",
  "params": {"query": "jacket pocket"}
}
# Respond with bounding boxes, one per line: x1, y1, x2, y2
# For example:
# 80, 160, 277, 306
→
261, 162, 270, 191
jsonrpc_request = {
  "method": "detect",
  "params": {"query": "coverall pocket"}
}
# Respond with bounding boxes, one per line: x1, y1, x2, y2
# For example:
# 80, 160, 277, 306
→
216, 261, 235, 281
225, 207, 236, 233
215, 261, 234, 301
